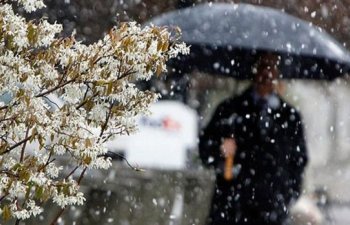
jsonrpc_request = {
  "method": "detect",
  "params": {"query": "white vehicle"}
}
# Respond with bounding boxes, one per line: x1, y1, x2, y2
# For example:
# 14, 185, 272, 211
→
105, 100, 198, 170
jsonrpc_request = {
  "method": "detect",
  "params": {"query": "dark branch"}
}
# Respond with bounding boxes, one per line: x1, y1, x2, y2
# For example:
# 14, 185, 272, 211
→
35, 78, 76, 98
0, 135, 34, 156
98, 104, 113, 140
101, 151, 144, 172
42, 96, 61, 110
20, 127, 30, 162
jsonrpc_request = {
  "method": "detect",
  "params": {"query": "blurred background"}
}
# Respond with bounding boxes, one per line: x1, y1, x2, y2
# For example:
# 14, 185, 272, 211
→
12, 0, 350, 225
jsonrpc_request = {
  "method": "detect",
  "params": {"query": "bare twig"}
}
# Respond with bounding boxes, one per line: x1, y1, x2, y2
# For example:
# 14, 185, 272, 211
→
98, 104, 113, 141
101, 127, 127, 143
0, 193, 8, 202
20, 127, 30, 162
77, 167, 87, 184
38, 149, 56, 172
75, 92, 99, 110
0, 105, 9, 111
77, 126, 94, 135
117, 67, 136, 81
35, 78, 76, 98
101, 151, 144, 172
0, 170, 18, 177
64, 166, 79, 180
42, 96, 61, 110
0, 116, 16, 123
0, 135, 34, 156
50, 208, 65, 225
75, 83, 91, 109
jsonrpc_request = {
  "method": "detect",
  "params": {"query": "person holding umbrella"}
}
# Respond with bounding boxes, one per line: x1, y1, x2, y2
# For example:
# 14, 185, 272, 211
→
199, 53, 308, 225
147, 3, 350, 224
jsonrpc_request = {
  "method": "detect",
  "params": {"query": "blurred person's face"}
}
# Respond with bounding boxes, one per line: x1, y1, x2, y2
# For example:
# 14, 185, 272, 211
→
254, 55, 279, 96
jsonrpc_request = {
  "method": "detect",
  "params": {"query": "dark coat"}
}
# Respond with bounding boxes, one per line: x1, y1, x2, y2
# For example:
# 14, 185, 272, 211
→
199, 87, 308, 225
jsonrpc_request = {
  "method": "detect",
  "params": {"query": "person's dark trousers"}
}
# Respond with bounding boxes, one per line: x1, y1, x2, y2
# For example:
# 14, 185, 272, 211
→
207, 198, 288, 225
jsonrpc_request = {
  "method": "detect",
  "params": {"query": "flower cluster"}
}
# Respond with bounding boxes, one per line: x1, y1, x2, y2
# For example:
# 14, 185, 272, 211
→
0, 0, 189, 221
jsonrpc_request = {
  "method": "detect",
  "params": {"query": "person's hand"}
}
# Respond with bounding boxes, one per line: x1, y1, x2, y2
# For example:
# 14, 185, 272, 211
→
220, 138, 237, 157
221, 138, 237, 181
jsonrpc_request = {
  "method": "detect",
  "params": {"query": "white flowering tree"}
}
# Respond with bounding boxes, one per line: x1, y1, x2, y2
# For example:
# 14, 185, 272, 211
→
0, 0, 189, 222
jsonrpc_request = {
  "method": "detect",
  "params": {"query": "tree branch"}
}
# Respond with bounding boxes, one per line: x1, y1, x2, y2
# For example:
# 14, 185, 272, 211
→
75, 92, 99, 110
50, 208, 65, 225
42, 96, 61, 110
20, 127, 30, 162
0, 193, 8, 203
38, 149, 56, 172
77, 167, 87, 185
64, 166, 79, 180
117, 68, 136, 80
0, 135, 34, 156
101, 151, 143, 172
75, 83, 91, 110
0, 105, 8, 111
0, 116, 17, 123
35, 78, 76, 98
98, 104, 113, 140
15, 218, 20, 225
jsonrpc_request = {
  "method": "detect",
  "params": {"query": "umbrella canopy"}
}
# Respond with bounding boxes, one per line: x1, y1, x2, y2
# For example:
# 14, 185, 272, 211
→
147, 3, 350, 80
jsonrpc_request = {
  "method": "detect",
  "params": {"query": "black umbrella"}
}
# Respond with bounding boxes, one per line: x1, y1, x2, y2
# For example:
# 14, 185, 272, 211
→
147, 3, 350, 80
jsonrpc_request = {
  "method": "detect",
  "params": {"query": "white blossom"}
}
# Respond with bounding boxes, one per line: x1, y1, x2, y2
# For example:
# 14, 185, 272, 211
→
168, 42, 190, 58
30, 172, 49, 186
52, 180, 86, 208
53, 192, 86, 208
36, 20, 62, 47
8, 181, 27, 199
62, 84, 84, 104
14, 0, 46, 12
89, 157, 112, 170
11, 200, 43, 220
0, 0, 188, 221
